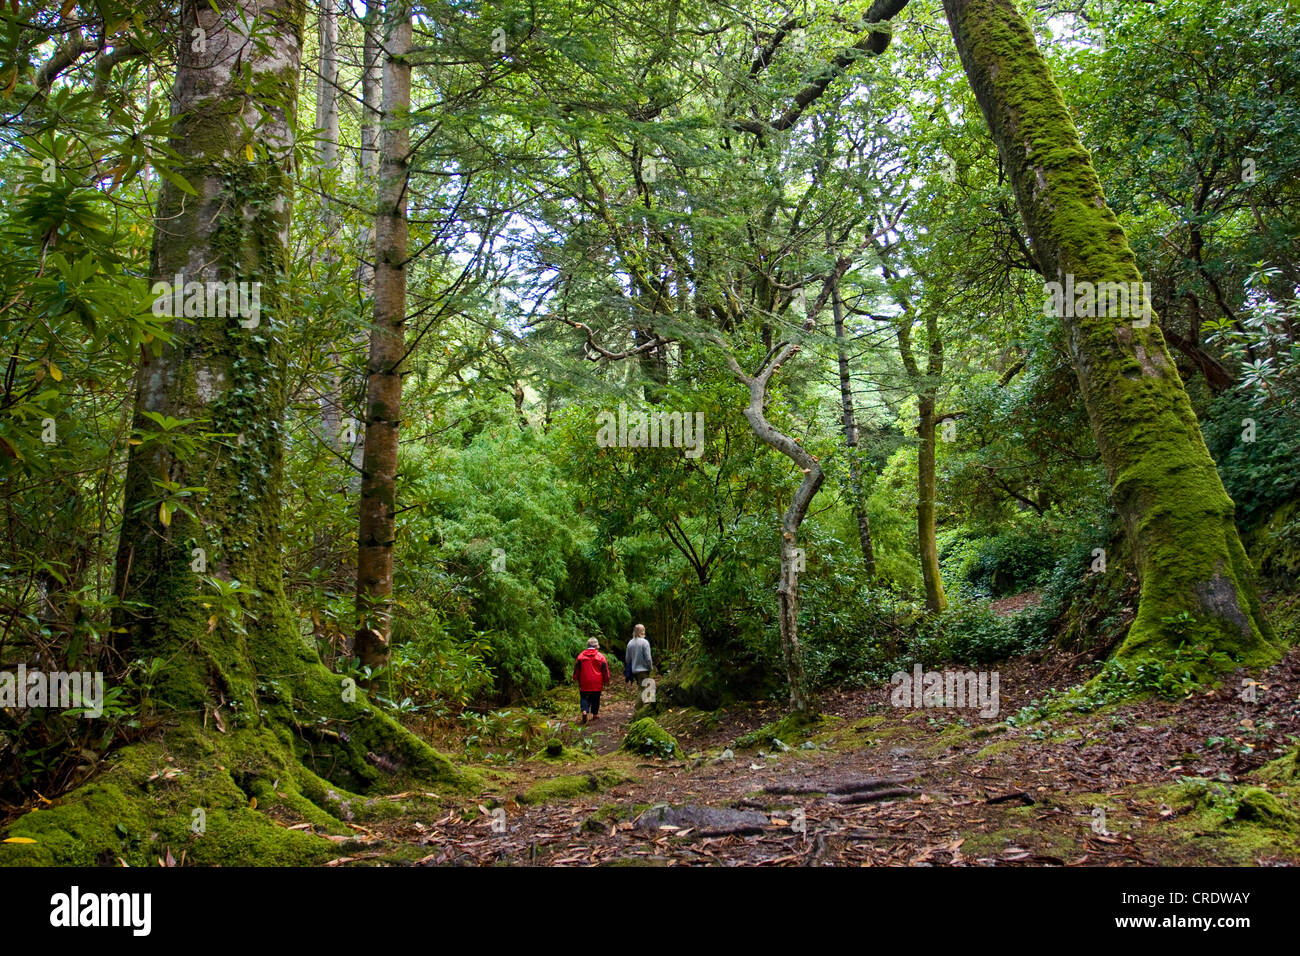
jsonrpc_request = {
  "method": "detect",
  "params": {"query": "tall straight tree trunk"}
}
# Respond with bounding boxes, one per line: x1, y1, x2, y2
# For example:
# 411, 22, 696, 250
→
893, 299, 948, 613
313, 0, 344, 577
915, 395, 947, 612
357, 0, 382, 294
313, 0, 339, 170
943, 0, 1272, 662
832, 281, 875, 575
354, 0, 411, 669
0, 0, 456, 866
348, 1, 383, 491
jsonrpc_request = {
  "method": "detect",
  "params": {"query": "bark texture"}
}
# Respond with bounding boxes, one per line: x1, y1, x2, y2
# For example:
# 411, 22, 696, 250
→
887, 272, 948, 614
354, 0, 412, 669
832, 282, 876, 575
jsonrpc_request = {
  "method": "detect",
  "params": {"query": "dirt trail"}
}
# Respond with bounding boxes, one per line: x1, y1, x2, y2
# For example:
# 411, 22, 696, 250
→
358, 649, 1300, 867
578, 680, 640, 755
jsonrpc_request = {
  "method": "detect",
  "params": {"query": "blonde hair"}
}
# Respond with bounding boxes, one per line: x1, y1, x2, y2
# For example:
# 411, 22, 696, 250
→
632, 624, 645, 638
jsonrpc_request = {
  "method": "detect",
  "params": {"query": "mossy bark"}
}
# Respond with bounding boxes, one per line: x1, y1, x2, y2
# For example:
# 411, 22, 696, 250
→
943, 0, 1273, 665
1, 0, 462, 867
892, 289, 948, 614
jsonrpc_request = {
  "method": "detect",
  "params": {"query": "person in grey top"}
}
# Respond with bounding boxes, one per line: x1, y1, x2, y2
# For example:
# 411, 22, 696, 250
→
625, 624, 653, 687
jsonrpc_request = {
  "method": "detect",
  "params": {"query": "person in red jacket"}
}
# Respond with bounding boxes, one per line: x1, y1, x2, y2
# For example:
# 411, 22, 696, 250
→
573, 637, 611, 724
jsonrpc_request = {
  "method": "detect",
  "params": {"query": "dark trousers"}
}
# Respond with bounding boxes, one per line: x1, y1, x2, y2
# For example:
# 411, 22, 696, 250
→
579, 690, 602, 715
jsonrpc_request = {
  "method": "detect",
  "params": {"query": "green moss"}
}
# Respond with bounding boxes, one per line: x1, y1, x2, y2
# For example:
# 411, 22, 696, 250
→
1157, 776, 1300, 862
1257, 746, 1300, 784
531, 742, 590, 762
0, 694, 475, 866
0, 730, 339, 867
517, 770, 630, 805
975, 738, 1021, 760
1231, 787, 1297, 828
960, 824, 1079, 859
734, 711, 828, 750
922, 722, 975, 755
622, 718, 684, 759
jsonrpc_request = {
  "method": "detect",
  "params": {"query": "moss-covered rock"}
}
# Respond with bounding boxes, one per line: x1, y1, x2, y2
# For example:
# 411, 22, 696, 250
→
518, 770, 629, 805
1231, 787, 1298, 829
531, 740, 590, 762
734, 711, 825, 750
621, 718, 683, 759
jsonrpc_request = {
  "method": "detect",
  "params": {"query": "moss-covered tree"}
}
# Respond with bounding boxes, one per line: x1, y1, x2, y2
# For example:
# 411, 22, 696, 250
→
942, 0, 1274, 665
0, 0, 460, 867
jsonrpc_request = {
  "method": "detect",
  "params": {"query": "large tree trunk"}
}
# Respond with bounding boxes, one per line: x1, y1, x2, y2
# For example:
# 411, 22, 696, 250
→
831, 282, 875, 575
0, 0, 457, 866
943, 0, 1272, 663
354, 0, 412, 670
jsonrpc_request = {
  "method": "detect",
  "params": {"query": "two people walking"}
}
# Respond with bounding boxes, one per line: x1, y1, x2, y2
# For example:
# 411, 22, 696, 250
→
572, 624, 654, 725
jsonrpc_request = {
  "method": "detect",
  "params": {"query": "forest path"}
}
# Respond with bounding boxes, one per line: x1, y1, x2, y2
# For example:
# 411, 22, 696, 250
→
579, 679, 641, 755
361, 647, 1300, 866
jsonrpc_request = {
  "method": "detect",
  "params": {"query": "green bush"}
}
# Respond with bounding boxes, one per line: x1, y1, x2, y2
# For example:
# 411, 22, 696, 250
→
1203, 392, 1300, 528
907, 599, 1036, 667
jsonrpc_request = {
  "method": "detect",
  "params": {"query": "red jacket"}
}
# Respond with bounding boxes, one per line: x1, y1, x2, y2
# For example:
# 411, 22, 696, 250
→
573, 648, 611, 692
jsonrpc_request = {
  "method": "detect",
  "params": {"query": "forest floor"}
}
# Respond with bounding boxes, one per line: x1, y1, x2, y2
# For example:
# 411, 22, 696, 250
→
337, 643, 1300, 867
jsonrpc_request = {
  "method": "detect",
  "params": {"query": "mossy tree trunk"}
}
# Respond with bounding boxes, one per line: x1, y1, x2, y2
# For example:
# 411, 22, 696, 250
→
354, 0, 412, 670
943, 0, 1272, 664
1, 0, 459, 867
914, 393, 948, 614
111, 0, 310, 720
887, 275, 948, 614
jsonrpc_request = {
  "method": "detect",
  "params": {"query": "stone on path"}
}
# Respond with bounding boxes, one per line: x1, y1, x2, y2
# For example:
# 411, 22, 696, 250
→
632, 803, 770, 837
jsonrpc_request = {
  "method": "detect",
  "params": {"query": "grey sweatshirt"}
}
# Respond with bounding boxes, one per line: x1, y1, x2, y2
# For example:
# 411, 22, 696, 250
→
625, 636, 653, 674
